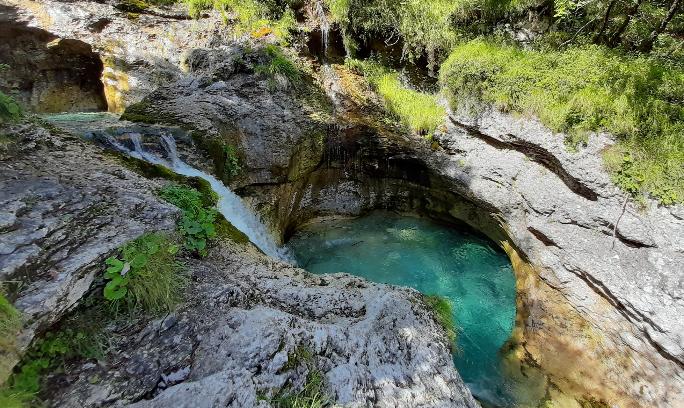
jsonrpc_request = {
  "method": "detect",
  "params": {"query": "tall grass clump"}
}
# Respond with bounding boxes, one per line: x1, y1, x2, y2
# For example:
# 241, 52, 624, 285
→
440, 40, 684, 204
346, 59, 445, 136
256, 45, 302, 87
103, 233, 185, 314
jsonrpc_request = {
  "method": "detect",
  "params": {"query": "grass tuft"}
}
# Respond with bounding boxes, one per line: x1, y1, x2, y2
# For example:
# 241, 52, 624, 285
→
103, 233, 185, 314
346, 59, 445, 136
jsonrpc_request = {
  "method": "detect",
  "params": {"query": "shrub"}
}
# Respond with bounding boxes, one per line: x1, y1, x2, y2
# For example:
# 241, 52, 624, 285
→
0, 91, 22, 123
104, 233, 184, 313
440, 40, 684, 204
159, 184, 218, 256
346, 59, 445, 136
424, 294, 457, 346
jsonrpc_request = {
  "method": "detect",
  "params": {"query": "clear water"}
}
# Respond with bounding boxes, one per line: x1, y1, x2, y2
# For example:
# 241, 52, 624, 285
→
288, 212, 521, 407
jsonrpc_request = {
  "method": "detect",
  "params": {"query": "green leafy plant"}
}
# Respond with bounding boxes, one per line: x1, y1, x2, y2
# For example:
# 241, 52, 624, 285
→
159, 185, 218, 256
222, 144, 241, 179
104, 233, 183, 313
0, 91, 22, 123
424, 294, 457, 346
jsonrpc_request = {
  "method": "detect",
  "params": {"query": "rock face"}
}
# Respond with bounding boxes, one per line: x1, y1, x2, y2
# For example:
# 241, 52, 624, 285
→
3, 0, 230, 112
0, 18, 107, 113
0, 121, 179, 382
0, 120, 478, 406
121, 48, 684, 406
50, 244, 477, 408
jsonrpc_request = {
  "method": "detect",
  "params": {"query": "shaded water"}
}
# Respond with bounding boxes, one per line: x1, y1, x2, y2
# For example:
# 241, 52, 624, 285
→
288, 212, 523, 407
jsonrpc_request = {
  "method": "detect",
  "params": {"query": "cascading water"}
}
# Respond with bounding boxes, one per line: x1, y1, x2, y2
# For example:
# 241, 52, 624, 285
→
315, 1, 343, 110
106, 132, 294, 262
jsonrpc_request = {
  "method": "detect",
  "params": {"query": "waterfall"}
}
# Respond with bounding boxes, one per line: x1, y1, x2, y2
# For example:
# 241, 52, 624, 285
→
106, 132, 294, 263
315, 0, 330, 56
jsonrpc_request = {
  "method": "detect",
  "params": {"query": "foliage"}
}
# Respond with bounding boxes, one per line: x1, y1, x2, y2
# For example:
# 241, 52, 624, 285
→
256, 45, 302, 88
271, 369, 330, 408
440, 40, 684, 203
159, 185, 218, 256
0, 91, 22, 123
0, 293, 21, 351
346, 59, 445, 135
184, 0, 296, 43
2, 324, 105, 406
104, 233, 184, 313
424, 295, 457, 346
222, 144, 241, 179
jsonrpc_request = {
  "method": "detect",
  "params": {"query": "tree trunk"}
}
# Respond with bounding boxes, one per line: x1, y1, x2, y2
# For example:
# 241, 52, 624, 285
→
595, 0, 618, 44
639, 0, 681, 52
608, 0, 644, 47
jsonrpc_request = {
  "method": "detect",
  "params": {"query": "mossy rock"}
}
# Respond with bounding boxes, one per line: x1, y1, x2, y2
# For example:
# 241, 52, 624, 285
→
215, 217, 249, 244
120, 99, 186, 128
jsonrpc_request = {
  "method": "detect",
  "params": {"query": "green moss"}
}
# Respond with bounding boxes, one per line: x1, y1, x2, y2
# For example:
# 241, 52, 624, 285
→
120, 99, 184, 127
440, 40, 684, 204
424, 294, 457, 346
215, 218, 250, 244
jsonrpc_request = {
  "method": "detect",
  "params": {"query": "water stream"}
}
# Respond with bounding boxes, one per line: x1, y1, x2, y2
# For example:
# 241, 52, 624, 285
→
288, 212, 530, 407
103, 131, 294, 262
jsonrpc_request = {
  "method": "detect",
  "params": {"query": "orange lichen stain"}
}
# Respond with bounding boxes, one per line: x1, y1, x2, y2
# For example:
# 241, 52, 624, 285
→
251, 27, 273, 39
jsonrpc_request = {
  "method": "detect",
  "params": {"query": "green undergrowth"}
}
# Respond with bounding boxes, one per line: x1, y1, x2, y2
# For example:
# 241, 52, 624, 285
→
159, 184, 218, 256
104, 232, 185, 314
256, 45, 303, 89
440, 40, 684, 204
184, 0, 295, 43
424, 294, 457, 347
1, 301, 109, 407
346, 59, 445, 136
269, 346, 331, 408
0, 292, 22, 384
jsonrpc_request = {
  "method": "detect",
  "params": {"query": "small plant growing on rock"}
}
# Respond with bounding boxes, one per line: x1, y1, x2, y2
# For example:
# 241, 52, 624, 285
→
270, 345, 331, 408
256, 45, 302, 89
104, 233, 183, 313
222, 144, 241, 180
159, 184, 218, 257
